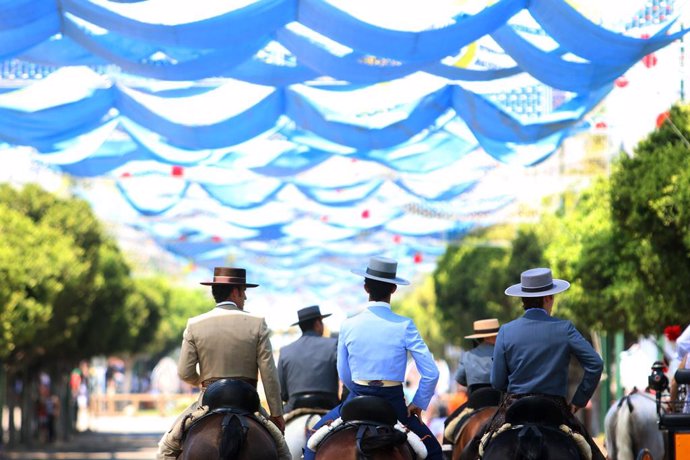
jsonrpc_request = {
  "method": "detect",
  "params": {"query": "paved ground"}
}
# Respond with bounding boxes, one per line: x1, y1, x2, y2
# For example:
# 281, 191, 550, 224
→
0, 415, 175, 460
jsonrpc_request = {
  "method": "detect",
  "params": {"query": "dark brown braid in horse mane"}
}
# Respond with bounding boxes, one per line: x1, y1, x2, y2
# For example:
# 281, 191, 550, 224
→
219, 413, 249, 460
357, 424, 408, 456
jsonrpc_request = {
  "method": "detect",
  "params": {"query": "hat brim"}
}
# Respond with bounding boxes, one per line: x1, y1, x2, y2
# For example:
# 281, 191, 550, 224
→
351, 268, 409, 285
200, 282, 259, 287
504, 279, 570, 297
290, 313, 332, 327
465, 332, 499, 339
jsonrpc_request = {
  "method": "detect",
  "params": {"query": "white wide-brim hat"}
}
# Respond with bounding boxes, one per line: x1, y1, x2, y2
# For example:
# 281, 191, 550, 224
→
352, 256, 410, 285
505, 267, 570, 297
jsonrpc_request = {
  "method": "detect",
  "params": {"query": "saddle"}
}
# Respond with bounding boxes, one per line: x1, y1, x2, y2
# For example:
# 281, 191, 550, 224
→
504, 396, 564, 427
202, 378, 260, 414
292, 392, 339, 411
341, 396, 398, 426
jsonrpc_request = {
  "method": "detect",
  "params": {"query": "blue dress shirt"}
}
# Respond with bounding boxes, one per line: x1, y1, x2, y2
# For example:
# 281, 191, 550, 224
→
491, 309, 603, 408
455, 342, 494, 387
338, 301, 439, 409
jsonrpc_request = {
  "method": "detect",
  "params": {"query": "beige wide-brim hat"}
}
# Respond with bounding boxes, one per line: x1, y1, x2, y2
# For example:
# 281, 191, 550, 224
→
505, 267, 569, 297
465, 318, 500, 339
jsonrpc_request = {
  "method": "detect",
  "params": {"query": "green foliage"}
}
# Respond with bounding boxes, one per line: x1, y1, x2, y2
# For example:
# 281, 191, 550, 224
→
432, 227, 545, 344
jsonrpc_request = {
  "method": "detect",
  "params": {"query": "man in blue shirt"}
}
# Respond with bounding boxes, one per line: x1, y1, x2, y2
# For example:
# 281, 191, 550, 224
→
303, 256, 443, 460
486, 267, 605, 459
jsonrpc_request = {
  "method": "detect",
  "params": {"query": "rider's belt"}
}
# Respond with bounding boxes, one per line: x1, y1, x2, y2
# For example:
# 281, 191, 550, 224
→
354, 379, 402, 387
201, 376, 258, 389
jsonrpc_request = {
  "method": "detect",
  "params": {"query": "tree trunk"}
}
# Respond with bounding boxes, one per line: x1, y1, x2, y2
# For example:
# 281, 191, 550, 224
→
7, 372, 17, 447
0, 365, 5, 445
19, 367, 38, 446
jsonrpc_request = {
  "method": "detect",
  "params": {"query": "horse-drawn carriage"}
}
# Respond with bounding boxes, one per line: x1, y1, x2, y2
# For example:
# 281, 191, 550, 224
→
644, 362, 690, 460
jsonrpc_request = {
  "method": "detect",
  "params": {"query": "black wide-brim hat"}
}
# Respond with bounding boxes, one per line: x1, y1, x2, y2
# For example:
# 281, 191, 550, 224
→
290, 305, 332, 326
200, 267, 259, 287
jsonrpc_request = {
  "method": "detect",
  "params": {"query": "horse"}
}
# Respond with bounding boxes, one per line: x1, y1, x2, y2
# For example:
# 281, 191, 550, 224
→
285, 409, 329, 460
474, 397, 584, 460
445, 387, 502, 459
180, 379, 279, 460
604, 390, 664, 460
451, 406, 497, 460
311, 396, 415, 460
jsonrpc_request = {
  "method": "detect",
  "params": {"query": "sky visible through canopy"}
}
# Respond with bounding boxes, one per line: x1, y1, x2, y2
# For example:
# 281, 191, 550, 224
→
0, 0, 687, 326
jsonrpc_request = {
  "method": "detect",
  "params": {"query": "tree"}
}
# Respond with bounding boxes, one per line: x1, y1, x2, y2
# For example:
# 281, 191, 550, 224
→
394, 277, 445, 356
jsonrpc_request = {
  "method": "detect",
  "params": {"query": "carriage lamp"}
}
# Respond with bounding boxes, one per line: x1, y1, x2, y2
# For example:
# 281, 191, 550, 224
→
648, 361, 669, 393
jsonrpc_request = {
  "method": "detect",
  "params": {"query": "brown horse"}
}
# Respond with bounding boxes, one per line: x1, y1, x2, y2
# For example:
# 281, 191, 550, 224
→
451, 406, 497, 460
180, 410, 278, 460
315, 424, 414, 460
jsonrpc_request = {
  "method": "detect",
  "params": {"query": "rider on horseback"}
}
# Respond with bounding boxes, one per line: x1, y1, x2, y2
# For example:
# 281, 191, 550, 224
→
303, 256, 444, 460
444, 319, 501, 442
278, 305, 339, 413
156, 267, 290, 460
474, 268, 606, 459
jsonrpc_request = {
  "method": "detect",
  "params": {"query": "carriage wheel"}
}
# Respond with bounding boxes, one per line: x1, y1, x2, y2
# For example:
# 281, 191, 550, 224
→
636, 448, 653, 460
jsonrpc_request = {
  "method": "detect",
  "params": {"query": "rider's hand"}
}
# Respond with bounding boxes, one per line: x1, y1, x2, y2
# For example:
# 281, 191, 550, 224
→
270, 415, 285, 433
570, 404, 582, 414
407, 403, 423, 419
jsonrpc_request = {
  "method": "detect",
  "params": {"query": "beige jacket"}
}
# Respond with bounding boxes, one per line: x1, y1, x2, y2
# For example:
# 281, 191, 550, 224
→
177, 303, 283, 416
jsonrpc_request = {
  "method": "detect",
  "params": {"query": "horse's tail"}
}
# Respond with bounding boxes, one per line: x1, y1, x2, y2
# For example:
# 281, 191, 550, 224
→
219, 414, 247, 460
616, 397, 634, 460
516, 425, 544, 460
358, 425, 408, 455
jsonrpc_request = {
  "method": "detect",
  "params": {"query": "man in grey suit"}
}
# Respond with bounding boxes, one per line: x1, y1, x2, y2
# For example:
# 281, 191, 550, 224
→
278, 306, 339, 413
486, 267, 605, 459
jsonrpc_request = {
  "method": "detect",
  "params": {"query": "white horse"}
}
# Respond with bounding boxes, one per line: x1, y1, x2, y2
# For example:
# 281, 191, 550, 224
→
284, 410, 326, 460
604, 391, 664, 460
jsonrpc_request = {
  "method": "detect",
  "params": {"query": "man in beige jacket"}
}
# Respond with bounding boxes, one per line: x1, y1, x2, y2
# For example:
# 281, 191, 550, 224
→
157, 267, 287, 459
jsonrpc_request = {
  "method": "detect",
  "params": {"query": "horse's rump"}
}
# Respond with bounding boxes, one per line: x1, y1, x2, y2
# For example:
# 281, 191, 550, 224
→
315, 424, 413, 459
483, 423, 582, 460
182, 411, 278, 460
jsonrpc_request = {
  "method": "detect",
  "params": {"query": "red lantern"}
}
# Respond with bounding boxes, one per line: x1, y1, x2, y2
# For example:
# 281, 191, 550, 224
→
211, 235, 222, 242
393, 234, 402, 244
172, 165, 184, 177
595, 121, 607, 129
656, 111, 670, 128
320, 215, 329, 223
413, 252, 423, 264
642, 53, 657, 68
361, 209, 370, 219
120, 172, 131, 178
614, 76, 628, 88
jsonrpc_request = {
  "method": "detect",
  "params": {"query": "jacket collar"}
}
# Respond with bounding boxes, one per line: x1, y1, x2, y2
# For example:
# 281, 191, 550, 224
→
215, 301, 240, 311
368, 300, 391, 309
523, 308, 550, 319
302, 330, 321, 337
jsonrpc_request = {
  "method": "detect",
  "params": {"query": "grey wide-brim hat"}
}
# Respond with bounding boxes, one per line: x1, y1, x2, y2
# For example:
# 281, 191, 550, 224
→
505, 267, 570, 297
351, 256, 410, 285
290, 305, 332, 326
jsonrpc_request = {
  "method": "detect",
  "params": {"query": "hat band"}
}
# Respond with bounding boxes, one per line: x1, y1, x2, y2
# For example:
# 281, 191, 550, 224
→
521, 282, 554, 293
366, 267, 396, 279
213, 276, 247, 283
474, 327, 499, 334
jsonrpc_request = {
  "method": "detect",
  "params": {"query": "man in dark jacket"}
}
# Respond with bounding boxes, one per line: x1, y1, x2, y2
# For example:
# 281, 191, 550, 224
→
278, 305, 339, 412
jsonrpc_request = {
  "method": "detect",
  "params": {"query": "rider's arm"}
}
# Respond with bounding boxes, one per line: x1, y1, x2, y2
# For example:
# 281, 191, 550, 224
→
670, 354, 688, 412
256, 319, 284, 416
337, 333, 354, 391
454, 355, 467, 386
490, 328, 508, 392
277, 354, 289, 404
178, 321, 201, 386
567, 322, 603, 408
406, 320, 440, 410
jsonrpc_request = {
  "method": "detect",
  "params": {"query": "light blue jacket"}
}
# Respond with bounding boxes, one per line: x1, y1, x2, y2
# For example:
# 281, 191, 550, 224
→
338, 301, 439, 409
491, 308, 603, 408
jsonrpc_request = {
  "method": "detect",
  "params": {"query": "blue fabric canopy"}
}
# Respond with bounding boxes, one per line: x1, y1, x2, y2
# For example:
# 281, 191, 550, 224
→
0, 0, 684, 296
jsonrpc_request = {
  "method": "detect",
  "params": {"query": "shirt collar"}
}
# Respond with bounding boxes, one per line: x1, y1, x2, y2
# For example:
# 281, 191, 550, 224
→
216, 301, 239, 311
368, 300, 391, 309
303, 330, 321, 337
525, 308, 549, 316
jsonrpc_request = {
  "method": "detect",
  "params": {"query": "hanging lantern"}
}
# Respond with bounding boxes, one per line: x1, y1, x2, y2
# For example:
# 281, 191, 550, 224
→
211, 235, 222, 242
595, 121, 607, 129
413, 252, 423, 264
361, 209, 370, 219
172, 165, 184, 177
642, 53, 658, 68
392, 234, 402, 244
614, 76, 629, 88
656, 111, 670, 128
120, 172, 131, 178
